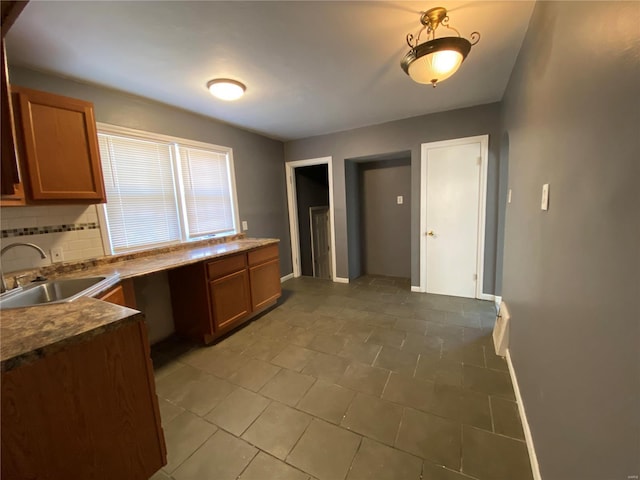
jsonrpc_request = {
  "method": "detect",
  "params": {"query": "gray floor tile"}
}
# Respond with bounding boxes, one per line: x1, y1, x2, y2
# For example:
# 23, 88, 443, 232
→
149, 469, 173, 480
239, 452, 309, 480
181, 347, 246, 378
363, 312, 397, 329
242, 402, 312, 459
271, 344, 317, 372
338, 340, 382, 365
393, 318, 428, 335
462, 364, 515, 400
301, 351, 351, 382
422, 461, 478, 479
402, 331, 443, 356
395, 407, 461, 470
205, 387, 270, 436
158, 397, 184, 426
460, 389, 492, 431
346, 437, 422, 480
383, 373, 460, 420
287, 418, 362, 480
341, 392, 403, 446
162, 372, 236, 416
297, 379, 356, 424
337, 362, 390, 396
337, 321, 374, 342
367, 327, 406, 348
374, 346, 419, 376
415, 355, 463, 387
289, 329, 318, 347
260, 368, 316, 406
308, 333, 349, 355
228, 358, 281, 391
462, 425, 532, 480
490, 396, 525, 440
162, 411, 218, 473
155, 363, 209, 399
172, 429, 257, 480
249, 338, 288, 361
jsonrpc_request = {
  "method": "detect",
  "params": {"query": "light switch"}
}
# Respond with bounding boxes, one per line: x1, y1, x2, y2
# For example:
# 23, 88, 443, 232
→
396, 196, 403, 205
241, 220, 248, 231
507, 189, 512, 204
541, 184, 549, 211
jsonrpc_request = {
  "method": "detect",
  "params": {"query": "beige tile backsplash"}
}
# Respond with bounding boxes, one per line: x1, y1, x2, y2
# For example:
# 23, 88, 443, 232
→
0, 205, 105, 274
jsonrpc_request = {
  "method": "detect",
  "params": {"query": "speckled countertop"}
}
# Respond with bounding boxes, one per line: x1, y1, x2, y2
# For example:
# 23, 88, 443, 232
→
0, 237, 280, 372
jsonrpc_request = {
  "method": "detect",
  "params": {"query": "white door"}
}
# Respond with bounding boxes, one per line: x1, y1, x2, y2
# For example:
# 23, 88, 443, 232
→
421, 136, 488, 298
310, 206, 332, 279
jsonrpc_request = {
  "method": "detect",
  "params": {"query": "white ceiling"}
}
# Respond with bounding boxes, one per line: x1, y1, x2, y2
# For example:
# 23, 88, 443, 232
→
6, 1, 535, 141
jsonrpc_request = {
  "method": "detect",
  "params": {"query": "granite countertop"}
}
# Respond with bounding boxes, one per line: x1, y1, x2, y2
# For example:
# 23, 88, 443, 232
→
0, 237, 280, 372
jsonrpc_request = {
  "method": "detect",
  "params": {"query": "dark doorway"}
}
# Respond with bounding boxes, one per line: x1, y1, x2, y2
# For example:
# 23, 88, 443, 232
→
295, 165, 330, 278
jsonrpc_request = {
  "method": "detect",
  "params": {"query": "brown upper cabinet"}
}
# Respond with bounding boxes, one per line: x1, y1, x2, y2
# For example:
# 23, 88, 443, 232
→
9, 86, 106, 204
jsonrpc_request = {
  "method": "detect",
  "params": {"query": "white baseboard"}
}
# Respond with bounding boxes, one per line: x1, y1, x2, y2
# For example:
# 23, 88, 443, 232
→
280, 273, 294, 283
410, 286, 423, 293
506, 349, 542, 480
334, 277, 349, 284
494, 295, 502, 311
478, 293, 495, 301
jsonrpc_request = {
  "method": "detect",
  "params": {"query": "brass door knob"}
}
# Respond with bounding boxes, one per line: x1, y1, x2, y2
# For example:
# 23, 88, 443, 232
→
427, 231, 435, 236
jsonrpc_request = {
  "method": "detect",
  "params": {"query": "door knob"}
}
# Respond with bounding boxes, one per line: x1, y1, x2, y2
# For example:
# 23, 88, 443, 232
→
427, 231, 435, 236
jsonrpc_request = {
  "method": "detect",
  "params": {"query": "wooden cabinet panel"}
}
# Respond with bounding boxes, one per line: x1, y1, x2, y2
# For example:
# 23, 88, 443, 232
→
0, 40, 20, 200
209, 269, 251, 332
1, 320, 166, 480
249, 258, 282, 311
12, 86, 106, 203
206, 253, 247, 280
98, 279, 136, 308
248, 243, 279, 266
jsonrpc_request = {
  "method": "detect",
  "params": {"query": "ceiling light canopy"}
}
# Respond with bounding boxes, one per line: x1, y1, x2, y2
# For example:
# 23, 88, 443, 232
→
207, 79, 246, 101
401, 7, 480, 88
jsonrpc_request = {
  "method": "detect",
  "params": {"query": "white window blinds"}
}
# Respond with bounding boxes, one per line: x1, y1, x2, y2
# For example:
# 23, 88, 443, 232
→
98, 134, 181, 252
179, 146, 236, 238
96, 124, 239, 254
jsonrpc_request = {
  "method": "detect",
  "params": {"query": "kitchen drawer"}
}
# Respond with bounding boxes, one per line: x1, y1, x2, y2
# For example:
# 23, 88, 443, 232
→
206, 253, 246, 280
248, 244, 278, 266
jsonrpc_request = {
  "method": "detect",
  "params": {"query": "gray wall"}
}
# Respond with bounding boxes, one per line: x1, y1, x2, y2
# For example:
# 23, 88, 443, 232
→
295, 165, 329, 276
501, 2, 640, 479
359, 159, 411, 279
285, 103, 502, 292
9, 66, 292, 276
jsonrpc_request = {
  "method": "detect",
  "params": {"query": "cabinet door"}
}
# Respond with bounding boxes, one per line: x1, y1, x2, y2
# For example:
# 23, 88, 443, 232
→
209, 269, 251, 332
249, 258, 281, 311
98, 279, 137, 309
13, 87, 106, 202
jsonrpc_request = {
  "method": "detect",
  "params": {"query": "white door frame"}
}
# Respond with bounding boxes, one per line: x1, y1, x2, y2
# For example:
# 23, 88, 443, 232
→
285, 157, 337, 282
418, 135, 491, 300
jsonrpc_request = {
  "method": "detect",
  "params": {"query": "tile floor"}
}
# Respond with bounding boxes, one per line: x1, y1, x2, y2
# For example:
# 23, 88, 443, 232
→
150, 275, 532, 480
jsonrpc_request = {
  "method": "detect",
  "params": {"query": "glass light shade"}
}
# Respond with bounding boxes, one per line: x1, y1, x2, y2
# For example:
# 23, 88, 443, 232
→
401, 37, 472, 86
408, 50, 463, 84
207, 79, 246, 101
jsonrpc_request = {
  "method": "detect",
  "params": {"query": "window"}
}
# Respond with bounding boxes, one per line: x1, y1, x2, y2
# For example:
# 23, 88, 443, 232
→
97, 124, 239, 254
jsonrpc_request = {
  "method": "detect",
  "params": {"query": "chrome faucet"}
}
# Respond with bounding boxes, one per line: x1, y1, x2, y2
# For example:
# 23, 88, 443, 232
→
0, 242, 48, 293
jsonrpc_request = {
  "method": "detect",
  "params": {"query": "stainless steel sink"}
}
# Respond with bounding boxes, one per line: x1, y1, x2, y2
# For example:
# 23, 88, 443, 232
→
0, 275, 120, 310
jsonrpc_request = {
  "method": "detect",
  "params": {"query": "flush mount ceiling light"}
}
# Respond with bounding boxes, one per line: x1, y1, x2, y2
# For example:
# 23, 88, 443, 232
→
401, 7, 480, 88
207, 79, 246, 101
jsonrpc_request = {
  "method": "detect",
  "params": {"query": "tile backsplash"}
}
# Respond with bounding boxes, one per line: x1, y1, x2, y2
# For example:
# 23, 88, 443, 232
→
0, 205, 105, 273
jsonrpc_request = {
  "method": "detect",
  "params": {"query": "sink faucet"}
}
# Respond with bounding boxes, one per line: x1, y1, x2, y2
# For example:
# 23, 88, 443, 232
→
0, 242, 48, 293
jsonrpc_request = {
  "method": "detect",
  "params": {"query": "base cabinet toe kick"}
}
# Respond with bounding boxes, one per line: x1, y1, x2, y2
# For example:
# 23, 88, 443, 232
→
169, 242, 282, 344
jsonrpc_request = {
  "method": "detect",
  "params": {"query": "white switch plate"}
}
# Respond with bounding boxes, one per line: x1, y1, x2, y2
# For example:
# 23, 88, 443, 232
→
396, 196, 403, 205
507, 189, 512, 204
541, 184, 549, 211
51, 247, 63, 262
241, 220, 248, 231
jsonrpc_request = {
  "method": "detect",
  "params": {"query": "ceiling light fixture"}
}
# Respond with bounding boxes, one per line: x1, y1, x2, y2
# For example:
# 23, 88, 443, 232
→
207, 79, 246, 101
401, 7, 480, 88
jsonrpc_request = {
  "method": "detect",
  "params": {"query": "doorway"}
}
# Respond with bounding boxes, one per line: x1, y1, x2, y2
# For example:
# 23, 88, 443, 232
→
285, 157, 337, 281
345, 153, 412, 285
419, 135, 489, 298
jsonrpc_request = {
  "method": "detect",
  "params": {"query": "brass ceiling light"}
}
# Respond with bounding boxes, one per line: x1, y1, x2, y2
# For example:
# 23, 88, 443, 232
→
401, 7, 480, 88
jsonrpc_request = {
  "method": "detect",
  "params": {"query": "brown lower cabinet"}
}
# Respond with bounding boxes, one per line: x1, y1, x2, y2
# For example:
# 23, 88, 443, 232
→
170, 243, 281, 344
0, 318, 167, 480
